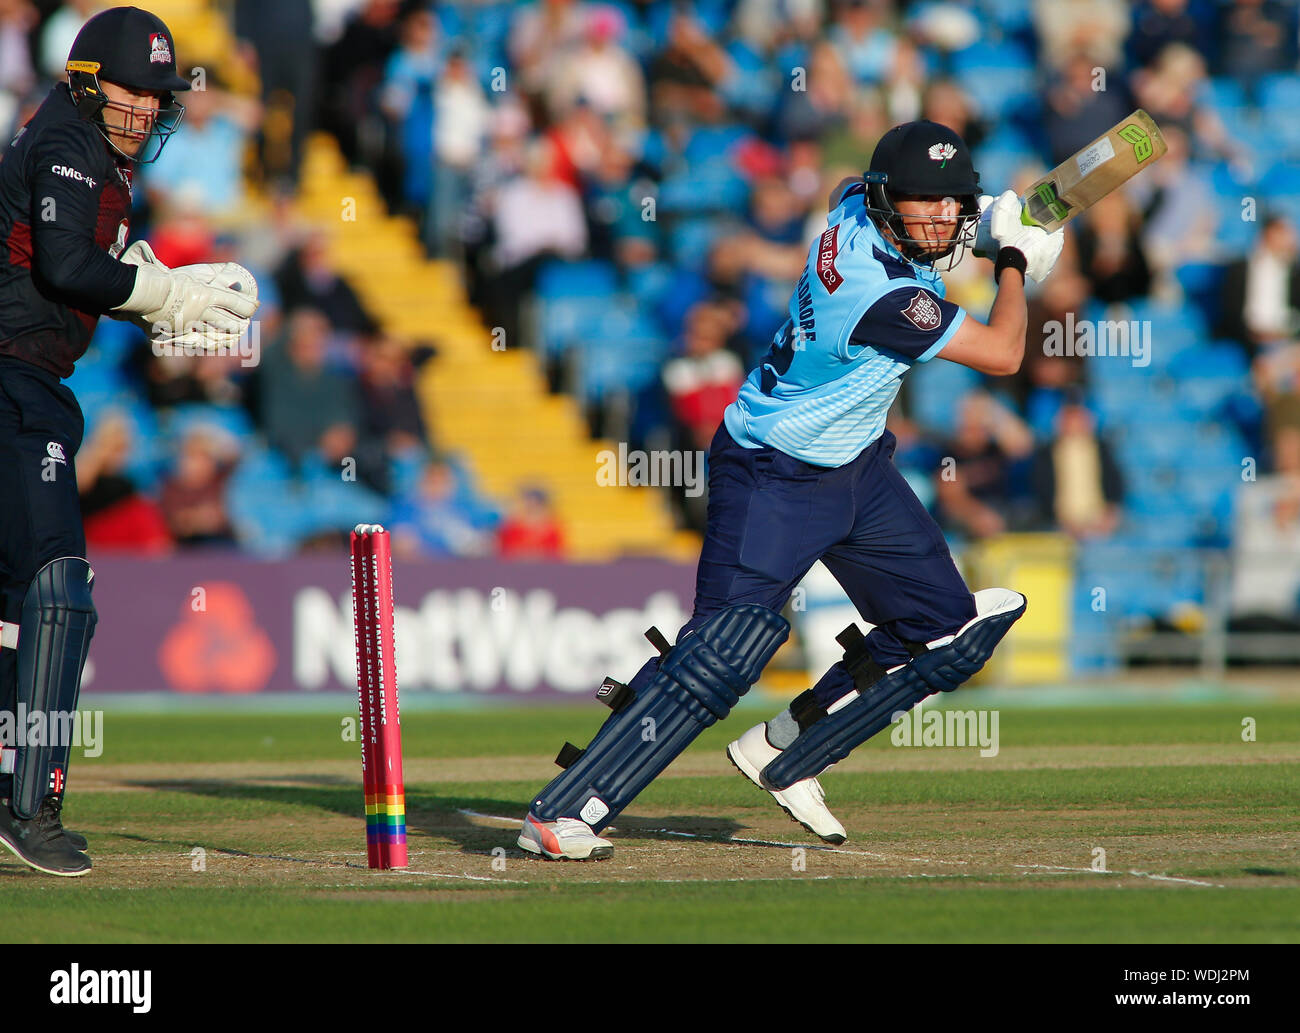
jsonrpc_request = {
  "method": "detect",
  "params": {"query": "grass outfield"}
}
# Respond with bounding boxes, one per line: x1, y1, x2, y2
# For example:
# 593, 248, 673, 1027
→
2, 701, 1297, 943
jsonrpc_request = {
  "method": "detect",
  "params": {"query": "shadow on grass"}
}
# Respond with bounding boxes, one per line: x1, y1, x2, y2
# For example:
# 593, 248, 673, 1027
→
128, 777, 757, 859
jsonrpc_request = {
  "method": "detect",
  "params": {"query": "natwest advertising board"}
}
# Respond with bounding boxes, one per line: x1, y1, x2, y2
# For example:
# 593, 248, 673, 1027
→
84, 555, 694, 697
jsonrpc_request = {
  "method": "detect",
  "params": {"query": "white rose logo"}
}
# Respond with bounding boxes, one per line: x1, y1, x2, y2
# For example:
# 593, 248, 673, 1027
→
928, 142, 958, 167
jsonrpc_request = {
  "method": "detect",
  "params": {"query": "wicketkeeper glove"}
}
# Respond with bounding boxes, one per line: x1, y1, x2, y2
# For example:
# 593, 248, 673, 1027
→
113, 240, 260, 350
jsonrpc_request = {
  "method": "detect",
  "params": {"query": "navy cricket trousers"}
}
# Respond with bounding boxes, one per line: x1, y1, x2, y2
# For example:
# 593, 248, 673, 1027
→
635, 422, 976, 709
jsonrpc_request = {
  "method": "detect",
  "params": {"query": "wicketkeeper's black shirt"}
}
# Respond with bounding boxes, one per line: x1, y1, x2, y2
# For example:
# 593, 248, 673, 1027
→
0, 83, 137, 379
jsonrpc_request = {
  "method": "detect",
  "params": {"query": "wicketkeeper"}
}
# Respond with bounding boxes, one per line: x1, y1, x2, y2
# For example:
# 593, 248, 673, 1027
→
518, 121, 1064, 860
0, 6, 259, 875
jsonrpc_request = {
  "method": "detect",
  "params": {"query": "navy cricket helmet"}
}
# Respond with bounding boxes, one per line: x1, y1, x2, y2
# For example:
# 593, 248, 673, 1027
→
863, 120, 982, 268
65, 6, 190, 164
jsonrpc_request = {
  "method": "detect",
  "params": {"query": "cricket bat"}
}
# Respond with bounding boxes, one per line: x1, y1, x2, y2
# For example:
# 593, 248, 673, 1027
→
974, 111, 1167, 260
1019, 110, 1167, 231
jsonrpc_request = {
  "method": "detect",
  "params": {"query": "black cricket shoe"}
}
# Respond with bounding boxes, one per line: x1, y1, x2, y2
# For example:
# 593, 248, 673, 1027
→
47, 798, 89, 852
0, 796, 92, 876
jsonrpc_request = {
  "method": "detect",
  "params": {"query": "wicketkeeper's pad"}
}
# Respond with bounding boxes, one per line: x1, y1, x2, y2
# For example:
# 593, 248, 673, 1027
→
4, 558, 97, 819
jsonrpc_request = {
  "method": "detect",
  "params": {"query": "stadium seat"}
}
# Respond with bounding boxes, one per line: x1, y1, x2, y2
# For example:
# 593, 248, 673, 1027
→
658, 164, 749, 215
164, 402, 254, 441
1259, 161, 1300, 199
975, 0, 1034, 35
1168, 342, 1248, 380
536, 260, 619, 299
683, 125, 753, 165
1258, 74, 1300, 116
669, 217, 732, 272
907, 358, 980, 435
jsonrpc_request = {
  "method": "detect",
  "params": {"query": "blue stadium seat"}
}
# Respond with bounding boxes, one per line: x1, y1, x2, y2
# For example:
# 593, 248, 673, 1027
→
1168, 342, 1248, 379
952, 41, 1036, 117
536, 261, 620, 358
578, 341, 664, 402
163, 402, 254, 441
1216, 213, 1257, 254
958, 68, 1037, 119
683, 125, 752, 165
540, 295, 612, 359
1258, 73, 1300, 115
973, 143, 1041, 194
299, 461, 388, 537
624, 262, 674, 307
907, 358, 980, 436
975, 0, 1033, 34
227, 448, 305, 556
1236, 119, 1287, 170
536, 260, 619, 299
1258, 161, 1300, 200
1177, 374, 1242, 413
658, 164, 749, 215
1203, 77, 1247, 114
951, 39, 1034, 73
669, 217, 732, 272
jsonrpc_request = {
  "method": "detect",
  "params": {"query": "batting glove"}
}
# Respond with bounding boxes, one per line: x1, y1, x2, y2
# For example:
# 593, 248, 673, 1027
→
987, 189, 1064, 283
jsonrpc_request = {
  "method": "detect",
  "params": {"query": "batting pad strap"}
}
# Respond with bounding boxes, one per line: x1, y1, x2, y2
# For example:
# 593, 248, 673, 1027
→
760, 590, 1026, 791
595, 677, 635, 713
836, 624, 889, 692
0, 620, 17, 651
789, 689, 828, 732
555, 742, 585, 769
644, 626, 671, 656
530, 605, 789, 832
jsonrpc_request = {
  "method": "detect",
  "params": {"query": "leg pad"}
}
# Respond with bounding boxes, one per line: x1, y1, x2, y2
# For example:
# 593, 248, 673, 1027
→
530, 605, 788, 832
12, 558, 97, 819
761, 589, 1025, 790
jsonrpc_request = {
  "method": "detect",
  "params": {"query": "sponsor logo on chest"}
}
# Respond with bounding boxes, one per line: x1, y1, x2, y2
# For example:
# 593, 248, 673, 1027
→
816, 225, 843, 294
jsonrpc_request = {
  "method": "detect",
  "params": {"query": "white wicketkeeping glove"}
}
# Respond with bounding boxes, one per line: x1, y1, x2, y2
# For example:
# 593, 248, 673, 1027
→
116, 240, 260, 349
984, 189, 1064, 283
123, 240, 260, 302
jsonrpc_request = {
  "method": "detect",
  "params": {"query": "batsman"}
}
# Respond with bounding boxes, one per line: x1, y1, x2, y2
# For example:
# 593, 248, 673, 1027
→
0, 7, 258, 875
519, 121, 1064, 860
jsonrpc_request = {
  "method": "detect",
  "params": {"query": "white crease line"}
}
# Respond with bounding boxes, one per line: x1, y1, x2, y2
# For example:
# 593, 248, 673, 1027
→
398, 870, 523, 883
465, 811, 968, 865
646, 827, 968, 866
459, 809, 523, 827
1014, 863, 1221, 888
461, 812, 1221, 886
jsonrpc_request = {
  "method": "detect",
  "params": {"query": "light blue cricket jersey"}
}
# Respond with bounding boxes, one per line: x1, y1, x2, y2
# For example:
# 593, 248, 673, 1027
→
724, 184, 966, 467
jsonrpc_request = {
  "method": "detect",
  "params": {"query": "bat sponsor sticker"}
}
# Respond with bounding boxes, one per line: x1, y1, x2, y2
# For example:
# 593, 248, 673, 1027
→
1076, 137, 1115, 179
901, 289, 942, 331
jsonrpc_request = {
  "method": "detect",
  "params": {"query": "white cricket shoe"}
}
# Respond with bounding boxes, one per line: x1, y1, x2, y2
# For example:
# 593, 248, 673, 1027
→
727, 722, 847, 844
517, 814, 614, 861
